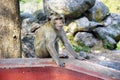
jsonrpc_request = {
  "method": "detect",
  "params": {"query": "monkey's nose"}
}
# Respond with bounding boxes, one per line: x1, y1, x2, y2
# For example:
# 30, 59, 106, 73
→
59, 22, 62, 24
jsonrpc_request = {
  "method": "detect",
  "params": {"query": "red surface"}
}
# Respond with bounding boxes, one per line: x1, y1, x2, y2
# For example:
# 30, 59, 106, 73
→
0, 66, 103, 80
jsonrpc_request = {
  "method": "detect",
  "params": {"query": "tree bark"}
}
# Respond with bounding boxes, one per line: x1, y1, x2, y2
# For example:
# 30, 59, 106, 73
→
0, 0, 21, 58
43, 0, 47, 14
43, 0, 50, 15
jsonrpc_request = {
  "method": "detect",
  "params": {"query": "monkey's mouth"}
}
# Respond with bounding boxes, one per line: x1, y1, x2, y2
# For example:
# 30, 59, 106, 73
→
58, 26, 63, 28
56, 26, 63, 30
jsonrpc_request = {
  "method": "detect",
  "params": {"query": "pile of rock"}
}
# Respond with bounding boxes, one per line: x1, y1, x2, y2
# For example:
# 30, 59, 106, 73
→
46, 0, 120, 50
20, 0, 120, 57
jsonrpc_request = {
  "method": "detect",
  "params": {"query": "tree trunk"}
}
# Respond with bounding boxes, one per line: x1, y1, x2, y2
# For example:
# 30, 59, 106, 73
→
43, 0, 47, 14
0, 0, 21, 58
43, 0, 50, 15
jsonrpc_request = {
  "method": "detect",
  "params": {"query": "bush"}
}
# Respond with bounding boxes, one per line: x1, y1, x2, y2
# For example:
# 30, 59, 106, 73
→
103, 40, 115, 50
102, 0, 120, 13
20, 0, 42, 3
66, 34, 90, 52
20, 0, 28, 3
116, 41, 120, 50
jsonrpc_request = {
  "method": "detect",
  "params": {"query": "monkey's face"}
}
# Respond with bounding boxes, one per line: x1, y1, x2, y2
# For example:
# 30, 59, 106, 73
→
54, 17, 64, 30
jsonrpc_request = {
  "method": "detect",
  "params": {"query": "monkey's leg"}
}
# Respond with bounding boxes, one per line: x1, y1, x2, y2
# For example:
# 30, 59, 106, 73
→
55, 42, 59, 53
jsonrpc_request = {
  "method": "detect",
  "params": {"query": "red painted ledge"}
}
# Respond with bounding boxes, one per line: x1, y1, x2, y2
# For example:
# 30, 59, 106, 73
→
0, 58, 119, 80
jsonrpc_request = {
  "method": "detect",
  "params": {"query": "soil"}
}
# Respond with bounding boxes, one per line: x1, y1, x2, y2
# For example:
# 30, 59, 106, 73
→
88, 50, 120, 70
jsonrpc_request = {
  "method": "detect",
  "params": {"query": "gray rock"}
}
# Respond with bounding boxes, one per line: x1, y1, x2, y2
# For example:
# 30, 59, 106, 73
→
21, 18, 35, 39
94, 13, 120, 40
68, 17, 103, 34
99, 61, 120, 70
20, 12, 34, 21
76, 17, 90, 28
85, 0, 109, 22
94, 27, 117, 49
22, 35, 36, 58
94, 13, 120, 49
104, 13, 120, 26
105, 36, 116, 44
74, 32, 97, 47
33, 10, 47, 21
47, 0, 95, 18
21, 16, 36, 58
79, 51, 89, 59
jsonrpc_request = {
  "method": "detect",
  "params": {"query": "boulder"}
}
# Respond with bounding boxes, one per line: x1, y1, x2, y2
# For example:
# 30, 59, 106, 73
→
21, 18, 35, 39
93, 13, 120, 49
85, 0, 109, 22
74, 32, 97, 47
21, 15, 36, 58
20, 12, 34, 22
22, 35, 36, 58
33, 10, 47, 21
68, 17, 103, 34
47, 0, 95, 18
104, 13, 120, 27
94, 13, 120, 40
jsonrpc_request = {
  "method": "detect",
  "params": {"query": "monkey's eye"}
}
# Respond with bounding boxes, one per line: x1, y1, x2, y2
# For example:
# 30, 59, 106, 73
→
55, 18, 59, 20
55, 17, 63, 20
59, 17, 63, 20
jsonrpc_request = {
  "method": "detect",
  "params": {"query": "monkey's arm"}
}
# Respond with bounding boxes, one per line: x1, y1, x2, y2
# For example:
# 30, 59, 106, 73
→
59, 30, 84, 60
59, 30, 78, 57
46, 34, 64, 66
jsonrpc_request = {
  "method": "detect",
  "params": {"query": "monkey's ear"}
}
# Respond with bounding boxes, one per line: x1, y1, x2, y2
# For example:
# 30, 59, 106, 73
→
47, 17, 51, 21
47, 13, 54, 21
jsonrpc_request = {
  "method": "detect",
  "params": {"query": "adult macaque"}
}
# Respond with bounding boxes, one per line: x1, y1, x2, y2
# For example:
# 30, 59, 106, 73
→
34, 13, 84, 67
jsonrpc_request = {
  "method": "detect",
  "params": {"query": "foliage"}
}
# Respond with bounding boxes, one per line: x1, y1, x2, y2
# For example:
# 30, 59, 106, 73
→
102, 0, 120, 14
116, 41, 120, 50
73, 45, 81, 52
73, 43, 90, 52
66, 34, 90, 52
20, 0, 42, 3
20, 0, 29, 3
103, 40, 115, 50
80, 46, 90, 52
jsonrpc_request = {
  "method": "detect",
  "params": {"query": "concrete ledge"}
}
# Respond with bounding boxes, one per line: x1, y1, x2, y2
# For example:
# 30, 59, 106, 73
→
0, 58, 120, 80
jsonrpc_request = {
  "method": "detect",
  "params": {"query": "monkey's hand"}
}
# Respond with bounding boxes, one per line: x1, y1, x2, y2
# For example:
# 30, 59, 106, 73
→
57, 61, 65, 67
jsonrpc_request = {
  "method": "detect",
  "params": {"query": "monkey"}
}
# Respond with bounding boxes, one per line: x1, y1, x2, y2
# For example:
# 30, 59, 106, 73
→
34, 13, 84, 67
